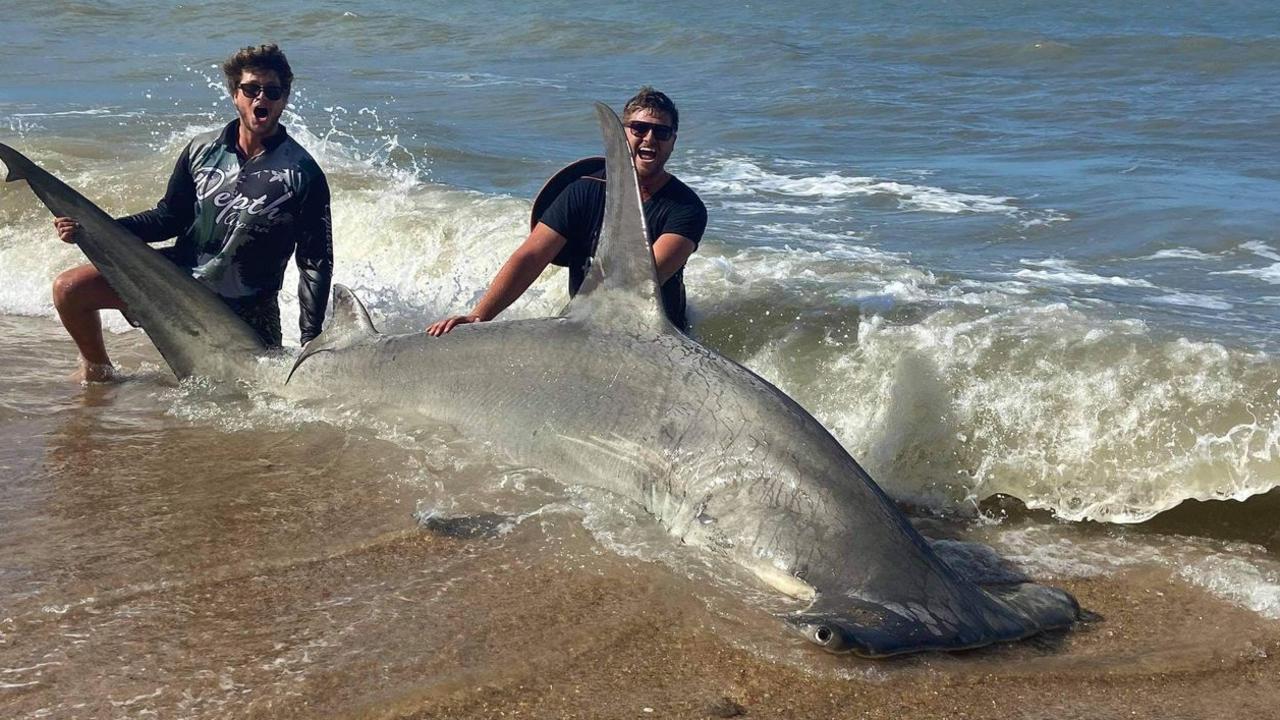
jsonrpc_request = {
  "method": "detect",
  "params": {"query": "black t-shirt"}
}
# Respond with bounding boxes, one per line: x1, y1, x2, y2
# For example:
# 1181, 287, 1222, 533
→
539, 171, 707, 330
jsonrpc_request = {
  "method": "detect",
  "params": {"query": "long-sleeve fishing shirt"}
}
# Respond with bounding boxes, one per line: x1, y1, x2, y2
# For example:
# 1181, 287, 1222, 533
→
117, 119, 333, 345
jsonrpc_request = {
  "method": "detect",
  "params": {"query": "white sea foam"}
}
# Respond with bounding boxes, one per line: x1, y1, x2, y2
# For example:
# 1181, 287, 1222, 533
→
1013, 258, 1156, 288
0, 225, 91, 318
993, 528, 1160, 578
1241, 240, 1280, 262
994, 526, 1280, 620
689, 241, 935, 305
752, 223, 874, 246
1213, 262, 1280, 285
408, 69, 567, 90
1148, 292, 1234, 310
4, 116, 44, 135
682, 157, 1022, 215
729, 290, 1280, 523
1178, 553, 1280, 619
1017, 211, 1071, 229
723, 201, 825, 216
12, 109, 115, 117
1143, 247, 1220, 261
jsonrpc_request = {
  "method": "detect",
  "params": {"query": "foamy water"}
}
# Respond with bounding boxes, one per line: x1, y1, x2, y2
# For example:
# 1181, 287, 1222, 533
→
3, 68, 1278, 527
995, 524, 1280, 620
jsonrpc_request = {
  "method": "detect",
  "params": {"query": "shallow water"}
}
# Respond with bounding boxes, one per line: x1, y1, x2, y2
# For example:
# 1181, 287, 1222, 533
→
1, 315, 1277, 718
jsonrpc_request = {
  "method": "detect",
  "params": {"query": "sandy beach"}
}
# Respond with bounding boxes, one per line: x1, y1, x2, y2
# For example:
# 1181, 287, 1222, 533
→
335, 546, 1280, 720
4, 413, 1275, 720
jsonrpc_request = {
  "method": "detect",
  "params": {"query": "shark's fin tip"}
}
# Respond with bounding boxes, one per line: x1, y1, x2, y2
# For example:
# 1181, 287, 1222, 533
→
562, 101, 672, 333
0, 142, 27, 182
288, 284, 380, 383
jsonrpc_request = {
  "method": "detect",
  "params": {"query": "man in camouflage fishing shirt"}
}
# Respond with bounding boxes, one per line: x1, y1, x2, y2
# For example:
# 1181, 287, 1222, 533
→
52, 44, 332, 382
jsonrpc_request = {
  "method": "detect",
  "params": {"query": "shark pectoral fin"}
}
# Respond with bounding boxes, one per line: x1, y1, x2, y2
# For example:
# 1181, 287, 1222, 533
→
982, 581, 1082, 630
287, 284, 380, 383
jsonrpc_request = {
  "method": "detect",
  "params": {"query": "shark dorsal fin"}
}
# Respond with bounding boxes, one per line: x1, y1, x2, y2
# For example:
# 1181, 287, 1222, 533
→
565, 103, 673, 333
328, 283, 380, 337
287, 284, 379, 383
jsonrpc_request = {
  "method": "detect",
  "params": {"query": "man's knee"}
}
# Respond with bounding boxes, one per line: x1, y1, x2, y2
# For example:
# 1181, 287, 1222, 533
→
52, 266, 116, 312
52, 268, 84, 310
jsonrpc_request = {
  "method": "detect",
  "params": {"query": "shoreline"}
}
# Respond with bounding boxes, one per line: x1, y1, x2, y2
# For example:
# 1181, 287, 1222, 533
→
1, 314, 1277, 720
381, 562, 1280, 720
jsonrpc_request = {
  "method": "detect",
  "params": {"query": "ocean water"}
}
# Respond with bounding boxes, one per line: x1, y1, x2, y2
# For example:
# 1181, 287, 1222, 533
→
2, 1, 1279, 717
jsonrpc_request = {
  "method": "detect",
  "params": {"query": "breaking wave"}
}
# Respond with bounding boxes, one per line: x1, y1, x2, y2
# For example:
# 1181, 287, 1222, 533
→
2, 87, 1277, 528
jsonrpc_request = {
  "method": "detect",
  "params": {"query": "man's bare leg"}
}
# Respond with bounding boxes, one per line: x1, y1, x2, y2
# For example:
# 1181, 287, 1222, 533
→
52, 264, 127, 382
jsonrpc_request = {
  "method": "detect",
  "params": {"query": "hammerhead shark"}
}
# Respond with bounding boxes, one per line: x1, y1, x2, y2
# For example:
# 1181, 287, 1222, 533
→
0, 104, 1078, 656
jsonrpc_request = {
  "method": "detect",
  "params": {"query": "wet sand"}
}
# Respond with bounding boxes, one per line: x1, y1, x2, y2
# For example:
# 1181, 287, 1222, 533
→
2, 315, 1278, 720
355, 550, 1280, 720
6, 519, 1277, 720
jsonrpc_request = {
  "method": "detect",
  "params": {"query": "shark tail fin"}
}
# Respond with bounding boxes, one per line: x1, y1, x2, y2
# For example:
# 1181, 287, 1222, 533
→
1, 142, 267, 380
287, 284, 379, 383
565, 104, 673, 334
0, 144, 34, 183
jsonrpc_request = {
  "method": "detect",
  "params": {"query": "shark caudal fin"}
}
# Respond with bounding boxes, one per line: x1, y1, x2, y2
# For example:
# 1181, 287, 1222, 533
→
0, 142, 267, 380
287, 284, 379, 383
564, 104, 672, 333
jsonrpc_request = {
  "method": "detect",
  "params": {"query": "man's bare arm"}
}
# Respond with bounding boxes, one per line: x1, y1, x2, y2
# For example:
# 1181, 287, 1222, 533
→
653, 232, 696, 284
426, 222, 568, 336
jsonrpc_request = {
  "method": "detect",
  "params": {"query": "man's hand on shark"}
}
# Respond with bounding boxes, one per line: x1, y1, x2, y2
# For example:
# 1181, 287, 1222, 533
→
54, 216, 82, 243
426, 314, 482, 336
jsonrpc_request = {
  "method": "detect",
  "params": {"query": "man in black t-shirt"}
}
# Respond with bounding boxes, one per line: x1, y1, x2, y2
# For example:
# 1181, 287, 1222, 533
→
428, 87, 706, 335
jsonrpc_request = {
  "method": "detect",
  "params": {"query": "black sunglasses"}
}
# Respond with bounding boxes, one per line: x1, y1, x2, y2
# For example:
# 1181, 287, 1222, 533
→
238, 83, 286, 101
625, 121, 675, 141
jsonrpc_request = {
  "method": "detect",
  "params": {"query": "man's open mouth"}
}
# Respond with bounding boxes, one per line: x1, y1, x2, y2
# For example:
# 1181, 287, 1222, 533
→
637, 148, 657, 160
253, 107, 270, 121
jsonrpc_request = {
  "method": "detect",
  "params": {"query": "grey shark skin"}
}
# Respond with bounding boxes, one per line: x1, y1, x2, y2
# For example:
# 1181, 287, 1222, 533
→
1, 106, 1078, 657
0, 143, 269, 380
